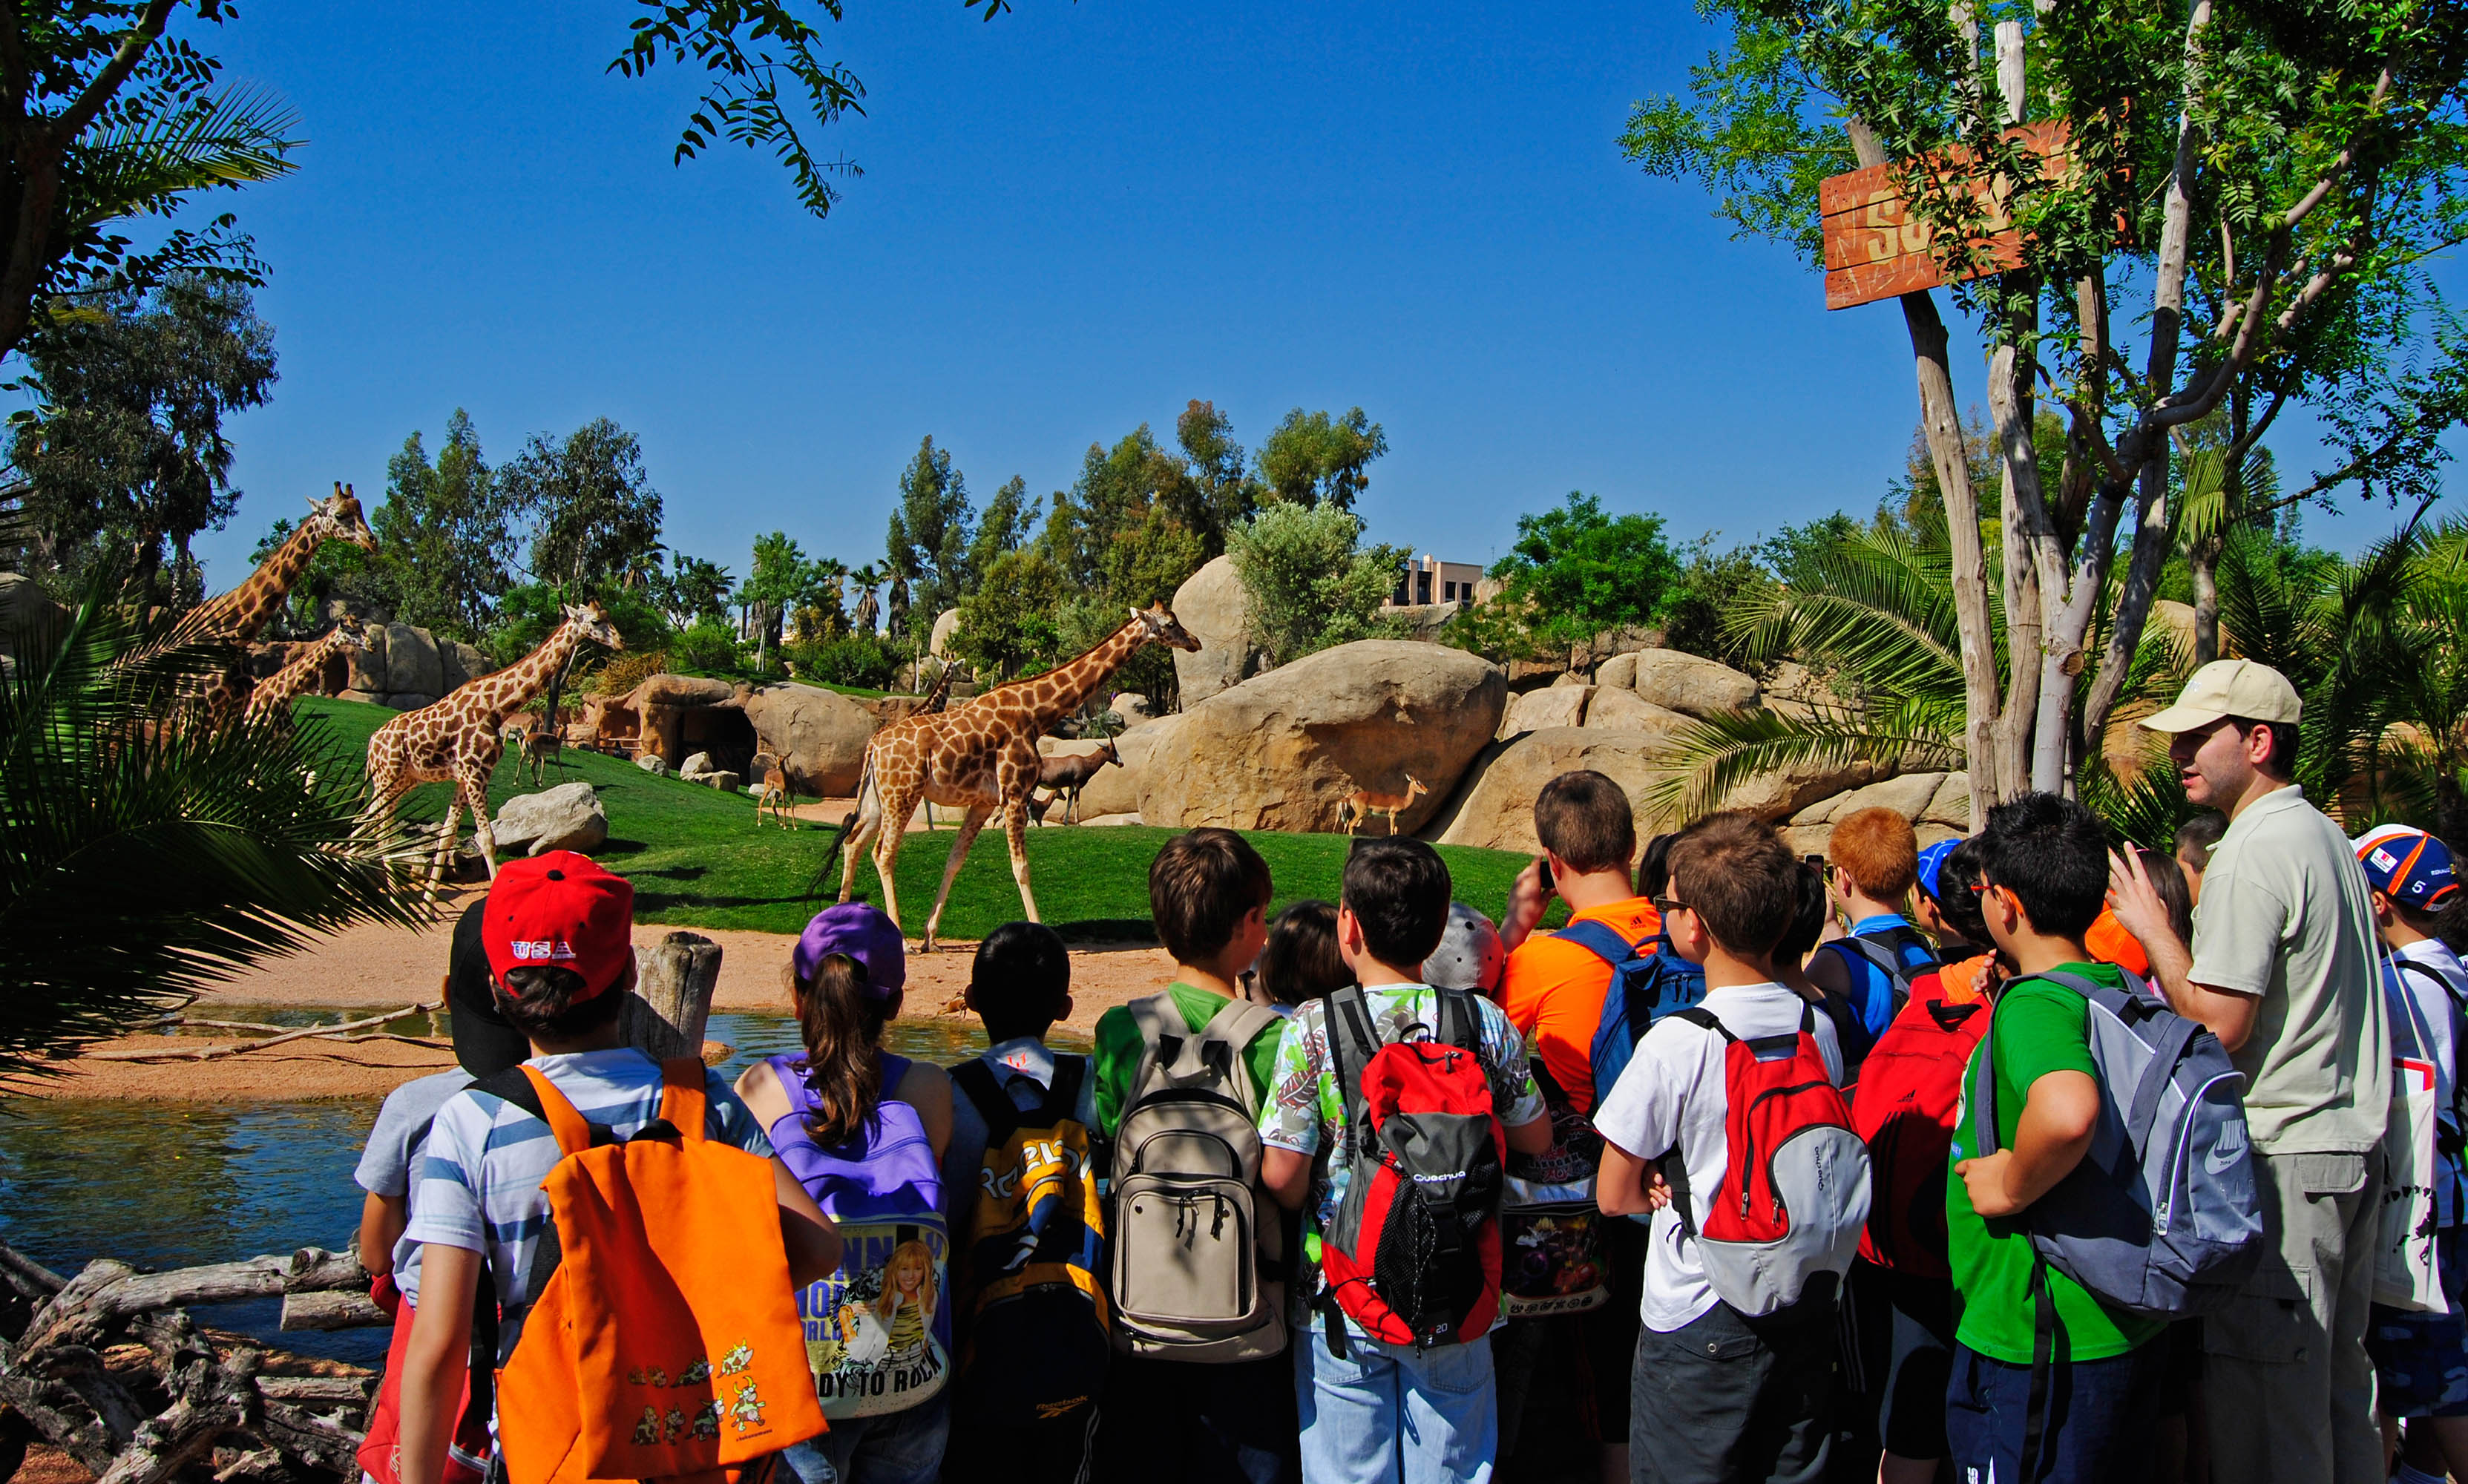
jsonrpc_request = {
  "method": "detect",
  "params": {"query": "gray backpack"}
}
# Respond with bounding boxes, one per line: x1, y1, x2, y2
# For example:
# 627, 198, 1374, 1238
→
1108, 994, 1288, 1362
1963, 968, 2265, 1320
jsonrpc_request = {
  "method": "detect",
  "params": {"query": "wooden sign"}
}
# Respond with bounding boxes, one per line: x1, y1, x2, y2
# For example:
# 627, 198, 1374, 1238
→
1820, 120, 2072, 311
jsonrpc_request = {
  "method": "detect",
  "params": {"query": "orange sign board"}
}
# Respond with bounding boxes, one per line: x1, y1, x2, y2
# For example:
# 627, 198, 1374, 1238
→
1820, 121, 2072, 311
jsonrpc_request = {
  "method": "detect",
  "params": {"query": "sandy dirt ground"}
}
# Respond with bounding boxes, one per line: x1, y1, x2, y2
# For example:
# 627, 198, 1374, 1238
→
25, 888, 1179, 1100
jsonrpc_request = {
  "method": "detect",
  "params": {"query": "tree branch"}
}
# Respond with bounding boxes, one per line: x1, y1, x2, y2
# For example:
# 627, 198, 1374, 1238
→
50, 0, 177, 145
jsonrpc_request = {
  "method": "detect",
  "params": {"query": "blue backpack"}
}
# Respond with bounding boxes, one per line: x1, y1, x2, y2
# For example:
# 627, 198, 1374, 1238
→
1561, 920, 1709, 1110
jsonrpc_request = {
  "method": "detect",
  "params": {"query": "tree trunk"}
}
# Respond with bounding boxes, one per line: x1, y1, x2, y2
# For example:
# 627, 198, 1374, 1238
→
2191, 536, 2223, 663
620, 930, 722, 1063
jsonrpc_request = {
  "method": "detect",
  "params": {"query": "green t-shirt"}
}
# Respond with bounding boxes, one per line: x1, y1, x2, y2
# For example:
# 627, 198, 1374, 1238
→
1946, 962, 2169, 1365
1091, 982, 1286, 1137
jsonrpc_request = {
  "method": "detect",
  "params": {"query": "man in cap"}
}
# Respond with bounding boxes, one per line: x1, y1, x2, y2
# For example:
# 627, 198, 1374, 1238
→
2107, 659, 2389, 1484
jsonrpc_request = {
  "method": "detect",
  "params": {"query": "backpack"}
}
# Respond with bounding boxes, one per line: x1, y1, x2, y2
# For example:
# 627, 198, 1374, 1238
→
1316, 985, 1507, 1351
763, 1051, 951, 1418
948, 1055, 1110, 1428
1817, 925, 1940, 1060
1959, 969, 2264, 1319
1849, 968, 1991, 1276
1562, 921, 1708, 1112
2394, 957, 2468, 1163
1108, 994, 1287, 1362
1499, 1155, 1611, 1318
1658, 1004, 1871, 1317
477, 1060, 827, 1484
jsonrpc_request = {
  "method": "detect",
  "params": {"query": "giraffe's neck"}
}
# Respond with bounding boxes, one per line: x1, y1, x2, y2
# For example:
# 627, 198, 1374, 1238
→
1012, 620, 1147, 732
204, 522, 325, 643
472, 623, 584, 724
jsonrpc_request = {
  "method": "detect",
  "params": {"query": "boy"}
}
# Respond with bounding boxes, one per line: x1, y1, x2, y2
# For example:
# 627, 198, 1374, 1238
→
2353, 826, 2468, 1484
1946, 795, 2167, 1482
1808, 807, 1939, 1049
393, 853, 841, 1484
942, 920, 1106, 1484
1091, 828, 1294, 1484
1594, 812, 1849, 1484
1261, 837, 1554, 1484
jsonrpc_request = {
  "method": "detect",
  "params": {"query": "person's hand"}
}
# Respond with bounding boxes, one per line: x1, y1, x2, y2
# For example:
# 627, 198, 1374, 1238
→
1502, 856, 1553, 951
1955, 1151, 2021, 1218
1642, 1164, 1674, 1212
2105, 850, 2184, 957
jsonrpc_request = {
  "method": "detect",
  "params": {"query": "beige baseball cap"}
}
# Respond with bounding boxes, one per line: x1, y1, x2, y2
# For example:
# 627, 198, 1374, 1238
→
2139, 658, 2302, 734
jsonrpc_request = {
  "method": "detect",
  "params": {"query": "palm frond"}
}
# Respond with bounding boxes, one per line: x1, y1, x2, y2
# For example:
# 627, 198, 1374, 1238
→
1641, 706, 1961, 828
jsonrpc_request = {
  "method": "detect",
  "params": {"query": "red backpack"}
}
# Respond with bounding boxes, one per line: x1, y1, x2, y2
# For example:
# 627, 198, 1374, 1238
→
1849, 964, 1992, 1276
1660, 1005, 1871, 1316
1316, 985, 1507, 1351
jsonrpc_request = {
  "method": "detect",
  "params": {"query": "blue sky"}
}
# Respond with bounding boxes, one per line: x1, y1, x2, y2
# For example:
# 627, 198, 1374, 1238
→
162, 0, 2450, 592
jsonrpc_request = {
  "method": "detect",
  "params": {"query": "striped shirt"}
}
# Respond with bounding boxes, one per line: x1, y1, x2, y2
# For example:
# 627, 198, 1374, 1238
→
406, 1047, 772, 1361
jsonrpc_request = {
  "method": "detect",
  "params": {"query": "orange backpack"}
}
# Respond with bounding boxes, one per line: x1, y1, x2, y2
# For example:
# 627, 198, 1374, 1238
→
489, 1058, 827, 1484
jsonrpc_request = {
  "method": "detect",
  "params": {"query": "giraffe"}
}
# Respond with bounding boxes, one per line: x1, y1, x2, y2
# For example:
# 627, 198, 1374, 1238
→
821, 603, 1200, 950
362, 603, 623, 889
242, 617, 370, 729
157, 484, 378, 729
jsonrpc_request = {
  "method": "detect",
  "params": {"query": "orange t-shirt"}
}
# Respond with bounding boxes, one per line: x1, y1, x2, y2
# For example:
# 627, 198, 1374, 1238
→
1499, 896, 1663, 1113
2084, 907, 2151, 979
1937, 953, 1996, 1005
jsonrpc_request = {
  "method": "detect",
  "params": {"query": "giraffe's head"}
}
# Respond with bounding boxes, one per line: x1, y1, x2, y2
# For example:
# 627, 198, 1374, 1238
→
565, 601, 625, 652
1129, 602, 1201, 653
306, 482, 380, 554
331, 616, 371, 652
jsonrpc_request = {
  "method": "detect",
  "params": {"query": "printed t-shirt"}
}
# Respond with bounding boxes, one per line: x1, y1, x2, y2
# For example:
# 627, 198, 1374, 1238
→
407, 1047, 771, 1362
1255, 983, 1546, 1337
1499, 896, 1661, 1114
2387, 940, 2468, 1226
1945, 962, 2168, 1364
2188, 785, 2389, 1155
1591, 982, 1845, 1333
355, 1068, 474, 1304
1091, 982, 1283, 1137
940, 1035, 1101, 1240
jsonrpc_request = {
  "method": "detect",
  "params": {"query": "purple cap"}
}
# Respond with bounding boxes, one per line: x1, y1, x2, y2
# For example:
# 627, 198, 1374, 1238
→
793, 903, 907, 995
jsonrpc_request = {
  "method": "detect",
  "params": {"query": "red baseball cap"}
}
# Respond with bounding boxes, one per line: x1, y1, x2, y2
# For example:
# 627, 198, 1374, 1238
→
481, 851, 636, 1004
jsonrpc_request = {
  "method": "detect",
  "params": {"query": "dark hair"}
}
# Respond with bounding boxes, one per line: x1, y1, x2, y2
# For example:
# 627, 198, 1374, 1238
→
1342, 837, 1454, 968
1637, 832, 1678, 899
792, 953, 888, 1146
1932, 838, 1992, 945
1260, 900, 1353, 1007
2230, 716, 2300, 779
1978, 792, 2109, 937
1772, 860, 1830, 963
2173, 811, 2228, 869
2136, 848, 2196, 946
1535, 771, 1637, 875
1149, 828, 1274, 965
970, 921, 1071, 1041
1667, 812, 1797, 959
494, 963, 625, 1041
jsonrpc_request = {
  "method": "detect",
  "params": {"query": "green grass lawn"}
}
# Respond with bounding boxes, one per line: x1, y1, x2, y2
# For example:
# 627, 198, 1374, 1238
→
300, 697, 1547, 942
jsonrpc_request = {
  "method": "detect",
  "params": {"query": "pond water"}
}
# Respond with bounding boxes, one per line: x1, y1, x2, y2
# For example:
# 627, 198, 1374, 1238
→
0, 1012, 1083, 1364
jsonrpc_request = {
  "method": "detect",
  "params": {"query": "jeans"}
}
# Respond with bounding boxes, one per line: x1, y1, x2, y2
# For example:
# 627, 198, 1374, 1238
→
1943, 1341, 2160, 1484
1295, 1330, 1497, 1484
1094, 1352, 1296, 1484
776, 1393, 948, 1484
1628, 1302, 1833, 1484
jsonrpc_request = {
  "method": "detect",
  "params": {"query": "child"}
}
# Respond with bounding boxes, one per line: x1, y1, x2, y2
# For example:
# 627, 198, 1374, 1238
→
2353, 826, 2468, 1484
1946, 795, 2167, 1481
1260, 899, 1354, 1011
737, 904, 954, 1484
2173, 811, 2228, 904
1423, 902, 1506, 997
393, 853, 841, 1484
1593, 812, 1853, 1484
1911, 838, 1988, 962
1260, 837, 1553, 1483
939, 920, 1107, 1484
1092, 828, 1296, 1484
1808, 807, 1940, 1057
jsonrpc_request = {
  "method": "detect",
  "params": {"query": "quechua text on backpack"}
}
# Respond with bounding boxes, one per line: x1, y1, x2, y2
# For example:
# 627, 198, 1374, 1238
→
948, 1054, 1110, 1428
478, 1060, 827, 1484
1562, 922, 1707, 1114
1108, 994, 1288, 1361
1660, 1005, 1871, 1317
1849, 968, 1990, 1277
1317, 985, 1507, 1350
763, 1051, 951, 1418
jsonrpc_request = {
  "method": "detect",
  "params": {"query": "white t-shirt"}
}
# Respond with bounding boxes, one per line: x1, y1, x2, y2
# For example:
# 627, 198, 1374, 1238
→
2389, 939, 2468, 1225
1591, 981, 1844, 1334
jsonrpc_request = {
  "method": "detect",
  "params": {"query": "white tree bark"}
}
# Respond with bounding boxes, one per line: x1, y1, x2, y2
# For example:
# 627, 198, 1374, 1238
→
620, 930, 723, 1063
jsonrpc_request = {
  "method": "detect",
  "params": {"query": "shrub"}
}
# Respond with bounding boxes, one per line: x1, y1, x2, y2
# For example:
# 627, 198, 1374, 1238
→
1225, 503, 1405, 668
790, 631, 901, 690
670, 617, 741, 673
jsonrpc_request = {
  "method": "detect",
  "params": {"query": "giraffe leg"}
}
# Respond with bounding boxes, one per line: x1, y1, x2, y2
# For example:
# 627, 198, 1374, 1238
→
920, 803, 993, 953
425, 799, 462, 902
462, 772, 502, 880
844, 785, 894, 907
1001, 795, 1041, 925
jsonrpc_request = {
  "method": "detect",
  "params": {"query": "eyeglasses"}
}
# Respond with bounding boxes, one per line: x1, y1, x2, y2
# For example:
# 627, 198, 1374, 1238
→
1652, 896, 1693, 918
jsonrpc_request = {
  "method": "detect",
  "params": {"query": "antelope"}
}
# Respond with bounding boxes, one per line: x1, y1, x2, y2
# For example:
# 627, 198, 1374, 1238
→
519, 715, 566, 785
1034, 738, 1120, 826
1337, 774, 1429, 836
755, 759, 794, 828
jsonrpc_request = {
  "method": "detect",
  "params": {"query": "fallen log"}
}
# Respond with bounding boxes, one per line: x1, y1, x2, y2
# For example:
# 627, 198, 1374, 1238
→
276, 1292, 387, 1333
83, 1005, 433, 1063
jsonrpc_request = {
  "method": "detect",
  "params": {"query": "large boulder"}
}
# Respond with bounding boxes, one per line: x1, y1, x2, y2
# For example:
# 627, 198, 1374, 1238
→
1593, 651, 1640, 690
345, 626, 388, 694
741, 683, 880, 796
1073, 716, 1175, 818
1429, 729, 1671, 854
1139, 640, 1506, 833
1760, 660, 1849, 722
631, 674, 735, 709
929, 608, 962, 660
1500, 685, 1592, 738
1628, 649, 1759, 718
381, 692, 439, 711
1720, 755, 1891, 823
0, 572, 66, 657
1583, 687, 1690, 734
1106, 693, 1157, 730
1383, 603, 1462, 642
1169, 555, 1255, 705
487, 781, 608, 856
1781, 770, 1972, 853
382, 623, 445, 699
440, 640, 493, 693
